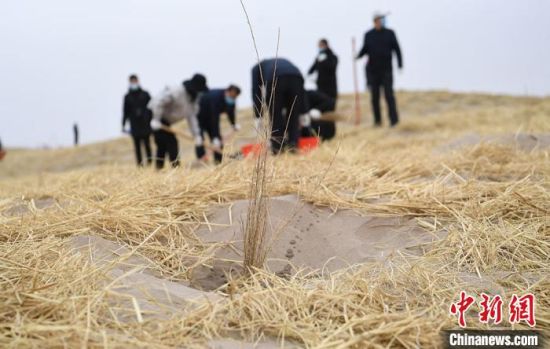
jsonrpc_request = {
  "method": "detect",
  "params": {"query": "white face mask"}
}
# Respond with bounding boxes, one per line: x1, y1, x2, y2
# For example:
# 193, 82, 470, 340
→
129, 83, 140, 91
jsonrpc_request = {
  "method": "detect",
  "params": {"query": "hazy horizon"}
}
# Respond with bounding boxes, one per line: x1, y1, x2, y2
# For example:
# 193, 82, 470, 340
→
2, 0, 549, 148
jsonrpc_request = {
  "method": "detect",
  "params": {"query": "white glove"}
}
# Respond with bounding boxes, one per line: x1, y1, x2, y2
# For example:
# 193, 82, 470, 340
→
309, 109, 322, 120
194, 136, 203, 146
150, 119, 162, 131
233, 123, 241, 131
300, 114, 311, 127
317, 53, 327, 62
212, 137, 222, 147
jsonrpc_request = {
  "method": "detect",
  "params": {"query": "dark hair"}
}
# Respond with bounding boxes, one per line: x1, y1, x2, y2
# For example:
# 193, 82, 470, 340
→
319, 38, 329, 46
129, 74, 138, 81
227, 84, 241, 95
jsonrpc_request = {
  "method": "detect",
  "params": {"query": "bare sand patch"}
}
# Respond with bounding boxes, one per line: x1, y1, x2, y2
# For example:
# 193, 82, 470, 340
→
193, 195, 446, 289
70, 235, 219, 322
439, 133, 550, 153
2, 197, 58, 216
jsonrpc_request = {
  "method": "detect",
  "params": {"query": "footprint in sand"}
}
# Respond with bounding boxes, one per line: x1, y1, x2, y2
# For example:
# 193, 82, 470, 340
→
285, 248, 294, 259
276, 264, 292, 279
290, 239, 296, 245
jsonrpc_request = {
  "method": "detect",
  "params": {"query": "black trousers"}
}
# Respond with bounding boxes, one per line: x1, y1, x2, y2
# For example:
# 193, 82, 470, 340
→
267, 75, 305, 154
317, 82, 338, 107
197, 114, 223, 164
131, 134, 152, 166
153, 129, 179, 169
367, 69, 399, 126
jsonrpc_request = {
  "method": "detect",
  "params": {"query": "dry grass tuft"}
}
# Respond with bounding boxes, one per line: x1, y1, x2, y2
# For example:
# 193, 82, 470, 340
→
242, 100, 272, 272
240, 0, 274, 272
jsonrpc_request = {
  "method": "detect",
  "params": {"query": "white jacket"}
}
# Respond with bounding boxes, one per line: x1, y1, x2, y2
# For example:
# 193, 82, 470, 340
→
148, 85, 201, 139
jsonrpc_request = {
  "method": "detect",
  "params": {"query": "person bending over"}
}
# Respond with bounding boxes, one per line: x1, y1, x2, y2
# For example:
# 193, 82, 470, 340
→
251, 58, 306, 154
196, 85, 241, 164
300, 90, 337, 141
148, 74, 208, 169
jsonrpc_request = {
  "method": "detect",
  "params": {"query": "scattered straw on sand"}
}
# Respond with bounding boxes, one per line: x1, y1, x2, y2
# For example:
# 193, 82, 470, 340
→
0, 92, 549, 348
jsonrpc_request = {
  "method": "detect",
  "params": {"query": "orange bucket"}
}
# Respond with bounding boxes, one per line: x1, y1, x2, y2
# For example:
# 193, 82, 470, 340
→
241, 143, 264, 157
298, 137, 319, 153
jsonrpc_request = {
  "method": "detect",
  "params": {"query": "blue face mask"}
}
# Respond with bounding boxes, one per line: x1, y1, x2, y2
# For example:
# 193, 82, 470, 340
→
225, 96, 236, 106
381, 17, 387, 27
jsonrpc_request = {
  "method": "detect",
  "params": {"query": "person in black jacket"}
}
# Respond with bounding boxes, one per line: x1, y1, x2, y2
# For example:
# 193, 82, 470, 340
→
357, 13, 403, 127
122, 74, 153, 166
73, 123, 79, 147
196, 85, 241, 164
251, 58, 306, 154
308, 38, 338, 105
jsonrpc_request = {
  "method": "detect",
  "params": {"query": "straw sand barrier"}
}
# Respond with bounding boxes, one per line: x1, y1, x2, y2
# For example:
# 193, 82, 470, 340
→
0, 91, 549, 347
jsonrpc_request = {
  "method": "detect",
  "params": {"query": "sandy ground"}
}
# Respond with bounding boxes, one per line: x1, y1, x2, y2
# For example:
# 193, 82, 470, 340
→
438, 133, 550, 153
67, 234, 302, 348
62, 193, 446, 310
193, 195, 446, 289
71, 235, 218, 322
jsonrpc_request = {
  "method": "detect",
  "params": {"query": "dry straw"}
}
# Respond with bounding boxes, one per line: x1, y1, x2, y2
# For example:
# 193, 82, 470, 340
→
0, 65, 549, 348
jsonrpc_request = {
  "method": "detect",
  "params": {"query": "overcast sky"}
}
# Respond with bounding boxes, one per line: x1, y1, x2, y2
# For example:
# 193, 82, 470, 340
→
1, 0, 549, 148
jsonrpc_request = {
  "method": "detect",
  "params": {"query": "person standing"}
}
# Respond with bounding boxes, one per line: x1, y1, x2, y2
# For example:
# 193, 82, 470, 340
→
148, 74, 208, 169
308, 38, 338, 106
73, 123, 79, 147
0, 138, 5, 161
357, 12, 403, 127
122, 74, 153, 166
251, 58, 306, 154
196, 85, 241, 164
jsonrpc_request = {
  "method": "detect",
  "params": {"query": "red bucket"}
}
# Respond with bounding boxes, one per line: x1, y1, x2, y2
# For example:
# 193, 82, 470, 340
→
298, 137, 319, 153
241, 143, 264, 157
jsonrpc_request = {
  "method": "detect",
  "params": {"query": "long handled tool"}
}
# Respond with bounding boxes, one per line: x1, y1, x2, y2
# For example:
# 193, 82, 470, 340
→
351, 37, 362, 126
162, 126, 230, 155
